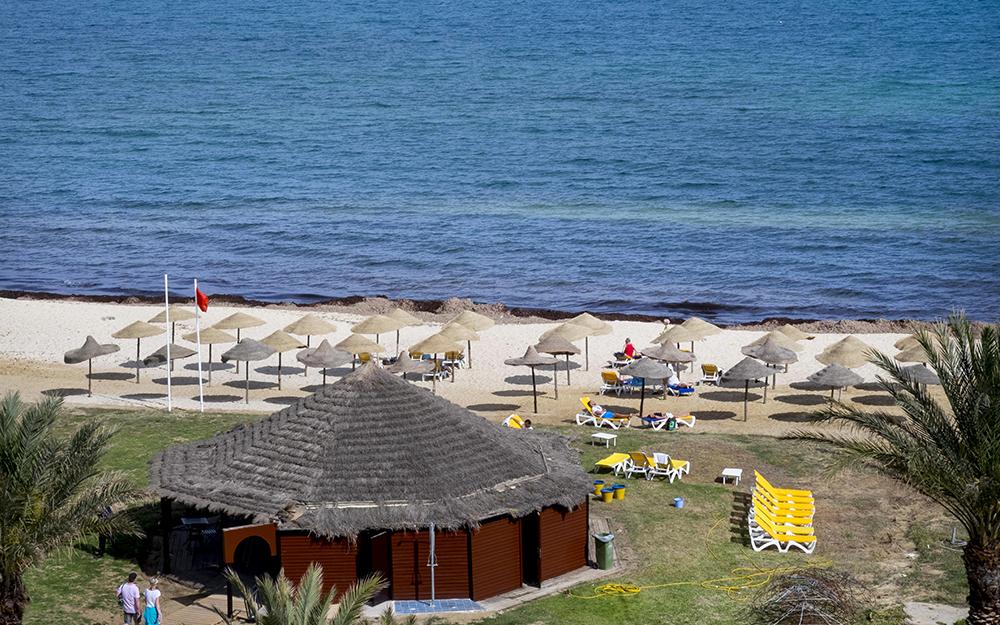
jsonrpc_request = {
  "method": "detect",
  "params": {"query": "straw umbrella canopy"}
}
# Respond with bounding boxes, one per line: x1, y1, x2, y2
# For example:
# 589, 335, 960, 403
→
722, 357, 774, 421
261, 331, 306, 390
149, 305, 196, 343
681, 317, 723, 343
894, 335, 921, 350
653, 325, 700, 347
505, 346, 558, 413
619, 357, 672, 418
284, 314, 337, 377
534, 335, 581, 387
221, 339, 276, 403
183, 327, 236, 385
449, 310, 495, 332
895, 345, 932, 364
568, 313, 612, 371
440, 322, 481, 369
296, 339, 352, 387
64, 336, 120, 396
900, 364, 940, 387
213, 312, 266, 373
807, 364, 863, 399
816, 336, 872, 369
642, 343, 696, 380
143, 344, 196, 366
352, 314, 405, 348
742, 335, 799, 389
748, 330, 804, 353
776, 324, 814, 341
410, 333, 463, 384
386, 351, 436, 389
387, 308, 423, 353
112, 321, 165, 384
336, 334, 386, 369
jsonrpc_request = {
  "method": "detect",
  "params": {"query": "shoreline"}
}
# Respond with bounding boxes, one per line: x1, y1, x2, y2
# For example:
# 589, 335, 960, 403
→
0, 288, 974, 333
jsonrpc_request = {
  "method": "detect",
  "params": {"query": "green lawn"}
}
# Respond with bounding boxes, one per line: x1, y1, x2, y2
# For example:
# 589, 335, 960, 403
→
22, 409, 967, 625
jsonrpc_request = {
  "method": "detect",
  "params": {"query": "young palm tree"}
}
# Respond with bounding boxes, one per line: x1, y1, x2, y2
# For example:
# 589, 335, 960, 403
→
225, 564, 384, 625
796, 315, 999, 624
0, 392, 141, 625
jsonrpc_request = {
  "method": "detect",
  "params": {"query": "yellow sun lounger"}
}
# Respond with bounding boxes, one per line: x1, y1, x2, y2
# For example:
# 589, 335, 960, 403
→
595, 452, 630, 475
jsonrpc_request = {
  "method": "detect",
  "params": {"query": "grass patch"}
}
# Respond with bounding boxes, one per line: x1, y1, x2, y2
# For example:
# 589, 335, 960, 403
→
903, 521, 968, 603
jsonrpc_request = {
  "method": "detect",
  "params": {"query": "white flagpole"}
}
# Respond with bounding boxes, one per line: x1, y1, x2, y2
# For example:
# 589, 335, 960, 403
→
195, 278, 204, 413
164, 274, 172, 412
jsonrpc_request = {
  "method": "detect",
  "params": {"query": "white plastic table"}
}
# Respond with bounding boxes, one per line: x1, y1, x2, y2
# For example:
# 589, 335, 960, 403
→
721, 467, 743, 485
591, 432, 617, 448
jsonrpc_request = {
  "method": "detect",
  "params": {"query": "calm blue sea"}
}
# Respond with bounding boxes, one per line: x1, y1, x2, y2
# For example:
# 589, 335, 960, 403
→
1, 0, 998, 322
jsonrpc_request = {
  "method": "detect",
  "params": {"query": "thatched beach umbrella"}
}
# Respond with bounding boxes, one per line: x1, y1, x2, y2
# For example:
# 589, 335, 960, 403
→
386, 350, 436, 390
620, 357, 672, 418
214, 312, 266, 374
143, 343, 196, 367
296, 339, 351, 387
895, 345, 932, 364
149, 305, 196, 343
723, 357, 774, 421
894, 335, 921, 350
387, 308, 423, 353
776, 324, 814, 341
505, 346, 558, 413
742, 335, 798, 389
568, 313, 612, 371
440, 322, 481, 369
534, 335, 581, 386
807, 364, 863, 400
64, 336, 120, 397
816, 336, 872, 369
183, 327, 236, 385
112, 321, 165, 384
284, 314, 337, 377
336, 334, 386, 369
681, 317, 723, 349
653, 325, 700, 348
748, 330, 804, 353
642, 343, 696, 380
450, 310, 495, 333
900, 364, 940, 387
261, 331, 306, 390
221, 339, 276, 403
352, 314, 405, 347
410, 333, 463, 384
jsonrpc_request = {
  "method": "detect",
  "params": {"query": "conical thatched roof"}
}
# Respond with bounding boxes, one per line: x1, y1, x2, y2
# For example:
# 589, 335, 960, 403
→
807, 364, 863, 389
539, 322, 590, 342
336, 334, 386, 354
144, 344, 197, 366
748, 331, 804, 353
386, 351, 434, 375
681, 317, 722, 338
221, 339, 276, 362
776, 324, 814, 341
653, 325, 699, 345
894, 335, 920, 350
150, 365, 588, 536
642, 343, 695, 363
387, 308, 422, 327
741, 336, 799, 365
296, 340, 352, 369
64, 336, 120, 364
620, 358, 672, 379
895, 346, 932, 363
112, 321, 165, 340
449, 310, 495, 332
816, 336, 871, 369
440, 322, 480, 342
183, 328, 237, 345
505, 346, 558, 367
411, 333, 463, 355
214, 312, 266, 330
534, 335, 581, 356
900, 364, 940, 385
352, 314, 404, 335
261, 330, 307, 353
149, 305, 197, 323
569, 313, 612, 336
723, 357, 773, 381
284, 314, 337, 337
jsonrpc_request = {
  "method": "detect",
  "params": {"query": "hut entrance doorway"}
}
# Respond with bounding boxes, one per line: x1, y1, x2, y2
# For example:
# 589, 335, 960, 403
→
360, 531, 393, 603
521, 514, 541, 587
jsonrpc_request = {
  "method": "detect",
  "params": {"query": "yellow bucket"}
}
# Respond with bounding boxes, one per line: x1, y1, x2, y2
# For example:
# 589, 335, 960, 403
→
613, 485, 626, 500
593, 480, 605, 496
600, 488, 614, 503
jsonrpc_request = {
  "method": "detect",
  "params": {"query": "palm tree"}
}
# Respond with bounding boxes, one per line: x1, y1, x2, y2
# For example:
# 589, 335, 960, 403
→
796, 315, 999, 624
0, 392, 141, 625
225, 564, 384, 625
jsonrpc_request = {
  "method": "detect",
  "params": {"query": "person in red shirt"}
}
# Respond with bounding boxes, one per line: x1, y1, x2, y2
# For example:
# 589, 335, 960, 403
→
623, 338, 640, 359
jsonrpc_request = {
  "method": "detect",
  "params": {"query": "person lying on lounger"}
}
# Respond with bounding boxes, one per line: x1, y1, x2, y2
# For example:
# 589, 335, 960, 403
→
592, 404, 617, 419
667, 368, 694, 390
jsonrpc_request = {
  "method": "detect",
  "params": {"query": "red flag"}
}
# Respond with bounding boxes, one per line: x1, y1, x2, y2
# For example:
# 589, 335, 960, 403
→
196, 288, 209, 312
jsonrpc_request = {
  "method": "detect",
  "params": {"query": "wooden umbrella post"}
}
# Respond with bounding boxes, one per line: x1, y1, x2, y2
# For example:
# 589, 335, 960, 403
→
135, 338, 141, 384
585, 336, 590, 371
638, 379, 646, 418
245, 365, 250, 404
565, 354, 571, 385
208, 344, 213, 386
277, 353, 282, 390
530, 365, 538, 413
553, 363, 558, 399
744, 381, 749, 421
467, 340, 472, 368
236, 329, 241, 374
88, 359, 93, 397
304, 335, 311, 377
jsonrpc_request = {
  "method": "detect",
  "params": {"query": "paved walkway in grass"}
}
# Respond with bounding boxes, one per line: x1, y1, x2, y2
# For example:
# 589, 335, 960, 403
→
904, 601, 967, 625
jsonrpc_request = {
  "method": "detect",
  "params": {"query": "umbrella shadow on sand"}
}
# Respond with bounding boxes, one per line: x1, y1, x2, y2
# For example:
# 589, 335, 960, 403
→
852, 394, 897, 406
42, 387, 89, 398
466, 403, 521, 412
855, 382, 886, 392
774, 394, 827, 406
223, 380, 274, 391
151, 376, 204, 386
89, 371, 136, 381
701, 390, 764, 403
184, 362, 233, 373
769, 411, 815, 423
121, 393, 167, 401
505, 374, 553, 386
256, 365, 305, 376
493, 389, 540, 398
201, 393, 243, 403
690, 410, 738, 421
264, 396, 302, 406
119, 359, 149, 371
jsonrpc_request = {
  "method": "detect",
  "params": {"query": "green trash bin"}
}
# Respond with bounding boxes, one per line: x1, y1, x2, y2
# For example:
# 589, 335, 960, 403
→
594, 532, 615, 570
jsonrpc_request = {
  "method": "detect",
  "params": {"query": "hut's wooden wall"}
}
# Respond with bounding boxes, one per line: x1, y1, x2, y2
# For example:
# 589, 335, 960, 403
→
279, 533, 358, 599
470, 516, 522, 600
539, 503, 588, 582
391, 529, 469, 600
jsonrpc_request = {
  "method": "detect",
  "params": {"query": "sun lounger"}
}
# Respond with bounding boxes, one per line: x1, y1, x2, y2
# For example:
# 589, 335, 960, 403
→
641, 413, 697, 430
502, 414, 525, 429
576, 396, 631, 429
700, 363, 722, 385
666, 384, 695, 396
623, 451, 651, 479
594, 452, 630, 475
648, 452, 690, 483
748, 510, 817, 554
748, 471, 817, 554
600, 370, 625, 396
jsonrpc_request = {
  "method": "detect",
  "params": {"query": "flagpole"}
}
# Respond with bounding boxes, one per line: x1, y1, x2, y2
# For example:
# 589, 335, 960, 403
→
164, 274, 172, 413
195, 279, 205, 413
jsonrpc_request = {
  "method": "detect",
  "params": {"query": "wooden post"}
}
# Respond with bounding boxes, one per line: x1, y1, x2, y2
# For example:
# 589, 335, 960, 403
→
531, 366, 538, 413
160, 497, 172, 574
226, 579, 233, 619
88, 359, 93, 397
565, 354, 571, 385
135, 338, 141, 384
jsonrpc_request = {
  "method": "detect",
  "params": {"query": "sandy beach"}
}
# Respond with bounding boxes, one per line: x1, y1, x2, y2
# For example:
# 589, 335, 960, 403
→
0, 296, 921, 436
